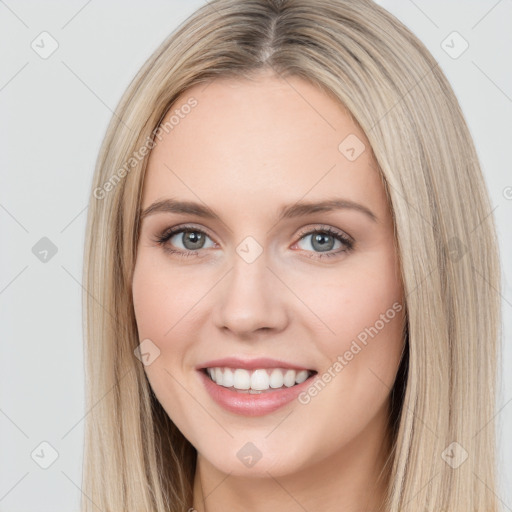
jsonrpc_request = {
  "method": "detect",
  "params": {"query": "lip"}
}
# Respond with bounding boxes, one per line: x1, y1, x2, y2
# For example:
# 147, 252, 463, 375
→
195, 356, 314, 372
197, 368, 318, 417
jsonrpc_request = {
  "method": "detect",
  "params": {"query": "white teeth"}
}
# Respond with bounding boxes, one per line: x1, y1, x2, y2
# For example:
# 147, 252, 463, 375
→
283, 369, 296, 387
222, 367, 234, 387
295, 369, 309, 384
251, 369, 269, 390
205, 367, 313, 391
214, 367, 223, 386
233, 369, 251, 389
269, 368, 284, 388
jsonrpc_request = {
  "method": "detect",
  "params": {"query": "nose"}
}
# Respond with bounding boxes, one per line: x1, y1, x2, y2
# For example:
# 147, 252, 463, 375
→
212, 250, 289, 338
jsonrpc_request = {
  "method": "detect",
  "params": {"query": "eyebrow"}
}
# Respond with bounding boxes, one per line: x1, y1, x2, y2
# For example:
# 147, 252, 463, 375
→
139, 197, 377, 223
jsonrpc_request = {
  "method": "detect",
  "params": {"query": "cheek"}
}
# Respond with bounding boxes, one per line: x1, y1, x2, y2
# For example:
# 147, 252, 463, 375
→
132, 257, 199, 431
292, 246, 404, 394
132, 253, 204, 338
131, 252, 214, 397
290, 255, 404, 456
132, 256, 186, 383
293, 247, 402, 344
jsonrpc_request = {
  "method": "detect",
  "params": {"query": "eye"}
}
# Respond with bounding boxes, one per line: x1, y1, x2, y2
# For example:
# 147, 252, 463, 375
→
154, 225, 216, 257
153, 224, 354, 260
293, 226, 353, 259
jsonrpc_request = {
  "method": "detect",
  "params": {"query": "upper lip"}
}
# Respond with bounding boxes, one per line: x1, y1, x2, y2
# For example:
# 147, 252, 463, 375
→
196, 357, 315, 372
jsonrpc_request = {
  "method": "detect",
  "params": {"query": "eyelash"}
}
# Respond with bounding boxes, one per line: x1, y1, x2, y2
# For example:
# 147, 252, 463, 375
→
153, 224, 354, 260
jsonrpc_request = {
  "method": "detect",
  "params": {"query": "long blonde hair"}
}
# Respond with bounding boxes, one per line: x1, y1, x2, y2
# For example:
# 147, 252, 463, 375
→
82, 0, 502, 510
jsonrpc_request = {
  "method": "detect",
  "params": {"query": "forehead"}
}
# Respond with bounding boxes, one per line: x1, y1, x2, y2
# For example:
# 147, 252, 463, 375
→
141, 73, 387, 219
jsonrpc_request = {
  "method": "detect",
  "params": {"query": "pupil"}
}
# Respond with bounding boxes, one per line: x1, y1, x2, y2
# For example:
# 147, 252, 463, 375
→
312, 233, 334, 252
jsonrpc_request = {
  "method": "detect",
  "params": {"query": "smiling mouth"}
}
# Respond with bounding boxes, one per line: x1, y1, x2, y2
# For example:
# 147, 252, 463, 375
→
201, 367, 318, 394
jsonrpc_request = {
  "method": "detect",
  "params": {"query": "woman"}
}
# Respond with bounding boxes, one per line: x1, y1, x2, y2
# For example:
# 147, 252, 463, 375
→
82, 0, 502, 510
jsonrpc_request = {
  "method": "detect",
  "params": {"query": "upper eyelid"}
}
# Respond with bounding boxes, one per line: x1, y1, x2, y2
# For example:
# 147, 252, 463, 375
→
161, 223, 349, 236
161, 223, 215, 241
296, 225, 353, 242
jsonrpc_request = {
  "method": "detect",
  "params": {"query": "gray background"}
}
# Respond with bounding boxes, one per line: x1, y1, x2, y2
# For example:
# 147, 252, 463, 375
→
0, 1, 510, 510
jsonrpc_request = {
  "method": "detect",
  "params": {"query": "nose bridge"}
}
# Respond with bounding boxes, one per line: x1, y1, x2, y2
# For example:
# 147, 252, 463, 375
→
231, 240, 268, 291
213, 236, 288, 334
228, 239, 273, 306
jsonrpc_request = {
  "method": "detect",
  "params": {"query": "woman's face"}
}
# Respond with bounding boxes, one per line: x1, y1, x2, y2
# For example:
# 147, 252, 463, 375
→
132, 72, 405, 478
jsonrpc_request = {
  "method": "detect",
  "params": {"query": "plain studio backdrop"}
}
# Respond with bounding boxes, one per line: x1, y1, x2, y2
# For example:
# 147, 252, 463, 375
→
0, 1, 511, 510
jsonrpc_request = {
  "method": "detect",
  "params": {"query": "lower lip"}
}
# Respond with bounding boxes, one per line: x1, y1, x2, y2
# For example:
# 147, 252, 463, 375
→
197, 369, 317, 417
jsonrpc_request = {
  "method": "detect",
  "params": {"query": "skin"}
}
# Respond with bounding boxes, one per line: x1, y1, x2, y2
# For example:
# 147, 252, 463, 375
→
132, 69, 405, 512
